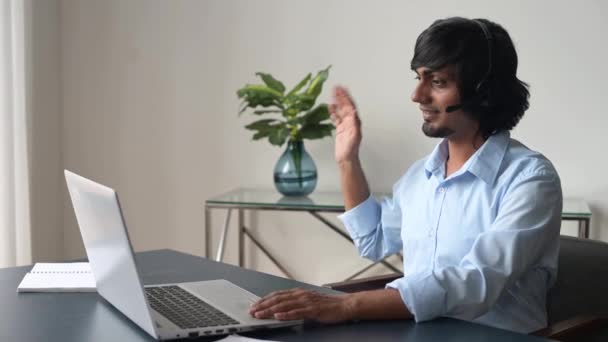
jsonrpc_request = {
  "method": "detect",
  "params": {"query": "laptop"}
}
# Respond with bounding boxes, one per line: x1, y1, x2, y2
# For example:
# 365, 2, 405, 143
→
64, 170, 301, 340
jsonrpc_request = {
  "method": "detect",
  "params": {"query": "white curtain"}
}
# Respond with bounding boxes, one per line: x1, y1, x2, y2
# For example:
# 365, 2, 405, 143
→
0, 0, 32, 268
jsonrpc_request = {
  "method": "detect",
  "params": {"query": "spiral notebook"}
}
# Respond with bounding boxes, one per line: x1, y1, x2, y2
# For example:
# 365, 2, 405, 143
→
17, 262, 96, 292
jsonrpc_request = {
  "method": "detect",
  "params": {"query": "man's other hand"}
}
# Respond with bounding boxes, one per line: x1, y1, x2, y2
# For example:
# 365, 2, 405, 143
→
249, 288, 354, 323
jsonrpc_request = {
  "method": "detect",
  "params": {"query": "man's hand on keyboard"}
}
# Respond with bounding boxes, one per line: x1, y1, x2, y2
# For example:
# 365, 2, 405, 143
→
249, 288, 354, 324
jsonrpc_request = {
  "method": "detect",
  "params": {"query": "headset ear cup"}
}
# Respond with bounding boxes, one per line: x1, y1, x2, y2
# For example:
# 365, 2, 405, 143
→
475, 80, 491, 108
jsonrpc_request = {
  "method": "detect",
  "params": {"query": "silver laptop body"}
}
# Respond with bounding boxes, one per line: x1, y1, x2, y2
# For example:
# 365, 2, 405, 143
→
65, 170, 300, 340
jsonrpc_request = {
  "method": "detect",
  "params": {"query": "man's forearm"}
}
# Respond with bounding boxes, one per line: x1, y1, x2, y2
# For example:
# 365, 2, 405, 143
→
345, 288, 413, 321
339, 158, 370, 210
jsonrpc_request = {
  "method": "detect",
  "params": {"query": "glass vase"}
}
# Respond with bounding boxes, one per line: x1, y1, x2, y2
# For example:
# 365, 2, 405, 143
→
273, 140, 317, 196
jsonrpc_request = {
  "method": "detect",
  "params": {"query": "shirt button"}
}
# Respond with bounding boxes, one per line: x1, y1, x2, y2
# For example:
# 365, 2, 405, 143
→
438, 187, 445, 193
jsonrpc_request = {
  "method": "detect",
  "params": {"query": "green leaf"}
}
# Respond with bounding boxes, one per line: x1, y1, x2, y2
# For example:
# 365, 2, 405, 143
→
253, 109, 282, 115
268, 126, 289, 146
245, 119, 286, 142
297, 104, 330, 125
284, 93, 316, 116
245, 119, 277, 130
253, 130, 271, 140
305, 65, 331, 98
256, 72, 286, 93
299, 123, 334, 140
236, 84, 283, 99
286, 73, 311, 97
236, 84, 283, 112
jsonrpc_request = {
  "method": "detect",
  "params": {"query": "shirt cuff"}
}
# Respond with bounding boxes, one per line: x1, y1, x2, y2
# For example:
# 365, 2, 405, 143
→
386, 271, 446, 322
337, 195, 381, 239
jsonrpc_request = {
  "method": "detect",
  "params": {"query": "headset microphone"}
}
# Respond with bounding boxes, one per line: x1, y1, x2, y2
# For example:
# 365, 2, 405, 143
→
445, 104, 462, 113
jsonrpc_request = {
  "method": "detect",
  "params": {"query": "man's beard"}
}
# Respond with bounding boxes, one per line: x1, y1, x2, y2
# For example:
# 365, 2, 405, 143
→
422, 122, 455, 138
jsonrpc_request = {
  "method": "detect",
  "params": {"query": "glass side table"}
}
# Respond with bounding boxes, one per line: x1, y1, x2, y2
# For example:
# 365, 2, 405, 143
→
562, 198, 592, 238
204, 188, 400, 280
205, 189, 592, 279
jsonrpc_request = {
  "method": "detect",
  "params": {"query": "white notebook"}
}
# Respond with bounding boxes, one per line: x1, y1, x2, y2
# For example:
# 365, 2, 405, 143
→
17, 262, 97, 293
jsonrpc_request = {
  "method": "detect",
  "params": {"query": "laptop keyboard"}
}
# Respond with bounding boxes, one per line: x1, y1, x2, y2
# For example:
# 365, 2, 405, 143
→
145, 285, 240, 329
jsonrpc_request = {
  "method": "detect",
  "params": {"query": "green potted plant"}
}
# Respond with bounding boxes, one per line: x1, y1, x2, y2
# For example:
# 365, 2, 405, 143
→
237, 66, 333, 196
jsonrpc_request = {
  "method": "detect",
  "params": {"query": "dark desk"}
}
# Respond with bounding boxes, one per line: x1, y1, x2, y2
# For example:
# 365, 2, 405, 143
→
0, 249, 555, 341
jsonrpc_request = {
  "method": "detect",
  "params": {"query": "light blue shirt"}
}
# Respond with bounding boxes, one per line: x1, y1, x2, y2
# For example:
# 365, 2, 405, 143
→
338, 131, 562, 333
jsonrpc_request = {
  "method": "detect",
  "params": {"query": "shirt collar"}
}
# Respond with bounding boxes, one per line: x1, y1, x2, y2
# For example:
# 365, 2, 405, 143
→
424, 131, 510, 185
424, 138, 449, 179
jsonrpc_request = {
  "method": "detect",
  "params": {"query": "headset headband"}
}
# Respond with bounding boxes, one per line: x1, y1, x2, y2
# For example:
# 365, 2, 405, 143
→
472, 19, 493, 91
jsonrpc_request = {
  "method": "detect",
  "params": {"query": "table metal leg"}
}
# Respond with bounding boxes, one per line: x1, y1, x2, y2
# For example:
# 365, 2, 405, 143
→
308, 211, 353, 242
204, 206, 210, 258
308, 211, 402, 275
578, 218, 590, 239
243, 228, 295, 279
238, 209, 244, 267
215, 209, 232, 262
345, 262, 381, 281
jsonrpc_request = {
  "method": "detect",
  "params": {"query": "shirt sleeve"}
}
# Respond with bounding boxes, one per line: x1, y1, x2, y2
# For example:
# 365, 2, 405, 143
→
338, 194, 403, 262
386, 168, 562, 322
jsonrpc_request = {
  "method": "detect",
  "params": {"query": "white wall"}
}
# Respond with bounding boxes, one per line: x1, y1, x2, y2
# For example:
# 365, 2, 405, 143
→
52, 0, 608, 285
29, 0, 63, 262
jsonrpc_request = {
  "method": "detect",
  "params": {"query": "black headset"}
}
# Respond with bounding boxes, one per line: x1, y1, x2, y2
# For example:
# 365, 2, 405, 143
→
473, 19, 493, 104
446, 19, 494, 113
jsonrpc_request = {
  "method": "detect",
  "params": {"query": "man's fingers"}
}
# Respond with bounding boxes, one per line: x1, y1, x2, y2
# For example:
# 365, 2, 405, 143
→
330, 113, 341, 126
332, 87, 358, 123
250, 291, 349, 324
264, 289, 291, 298
274, 308, 312, 321
333, 86, 348, 107
333, 105, 357, 124
329, 104, 340, 125
251, 288, 306, 314
252, 293, 291, 311
329, 103, 337, 115
333, 86, 356, 110
339, 106, 357, 121
253, 299, 306, 319
258, 288, 297, 302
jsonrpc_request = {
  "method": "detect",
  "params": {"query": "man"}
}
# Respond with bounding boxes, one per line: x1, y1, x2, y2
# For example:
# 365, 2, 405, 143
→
249, 17, 562, 334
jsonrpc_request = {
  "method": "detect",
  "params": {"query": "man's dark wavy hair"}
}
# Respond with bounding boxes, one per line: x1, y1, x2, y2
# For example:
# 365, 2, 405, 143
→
411, 17, 530, 139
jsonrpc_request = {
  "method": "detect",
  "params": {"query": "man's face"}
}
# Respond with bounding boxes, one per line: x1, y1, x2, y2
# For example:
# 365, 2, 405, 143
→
411, 66, 469, 138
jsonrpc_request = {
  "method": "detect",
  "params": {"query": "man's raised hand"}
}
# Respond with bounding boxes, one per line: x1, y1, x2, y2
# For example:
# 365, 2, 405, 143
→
329, 86, 362, 164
